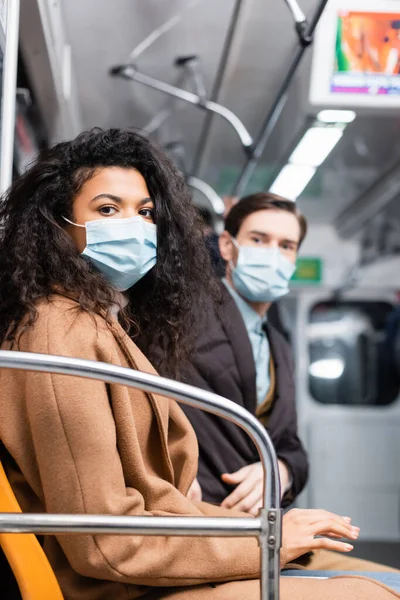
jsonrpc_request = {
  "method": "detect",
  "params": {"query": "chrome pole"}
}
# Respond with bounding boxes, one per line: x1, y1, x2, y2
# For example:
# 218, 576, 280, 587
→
192, 0, 245, 176
0, 0, 20, 195
0, 350, 281, 599
231, 0, 329, 197
283, 0, 307, 26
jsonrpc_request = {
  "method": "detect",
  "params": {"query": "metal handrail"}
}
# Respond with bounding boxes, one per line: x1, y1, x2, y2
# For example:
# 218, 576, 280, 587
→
0, 514, 259, 537
0, 350, 282, 599
110, 65, 253, 151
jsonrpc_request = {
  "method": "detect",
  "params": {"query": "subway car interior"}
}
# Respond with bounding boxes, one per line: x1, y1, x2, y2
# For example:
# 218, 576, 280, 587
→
1, 0, 400, 599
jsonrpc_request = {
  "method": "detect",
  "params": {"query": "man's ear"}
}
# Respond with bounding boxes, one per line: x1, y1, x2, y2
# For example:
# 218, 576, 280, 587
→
219, 230, 235, 263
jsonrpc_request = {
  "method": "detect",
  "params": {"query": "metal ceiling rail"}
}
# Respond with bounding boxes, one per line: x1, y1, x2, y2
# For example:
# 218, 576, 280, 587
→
109, 64, 253, 152
187, 175, 225, 215
141, 70, 188, 136
110, 0, 326, 202
231, 0, 329, 197
192, 0, 246, 177
192, 0, 309, 180
0, 350, 282, 600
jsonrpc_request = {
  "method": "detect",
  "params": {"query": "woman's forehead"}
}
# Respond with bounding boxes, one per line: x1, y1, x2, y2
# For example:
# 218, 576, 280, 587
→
76, 167, 150, 201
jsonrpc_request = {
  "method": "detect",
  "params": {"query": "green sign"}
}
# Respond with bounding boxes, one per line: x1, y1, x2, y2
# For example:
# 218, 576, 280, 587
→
292, 258, 322, 285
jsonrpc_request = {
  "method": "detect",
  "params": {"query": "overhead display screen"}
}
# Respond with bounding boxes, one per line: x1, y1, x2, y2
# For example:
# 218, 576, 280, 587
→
309, 1, 400, 108
333, 11, 400, 96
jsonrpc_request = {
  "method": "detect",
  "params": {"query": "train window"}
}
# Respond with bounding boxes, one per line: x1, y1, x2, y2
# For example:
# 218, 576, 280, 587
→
308, 301, 400, 406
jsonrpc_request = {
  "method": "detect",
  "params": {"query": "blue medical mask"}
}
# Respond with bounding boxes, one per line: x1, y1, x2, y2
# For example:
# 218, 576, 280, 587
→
64, 215, 157, 291
230, 237, 296, 303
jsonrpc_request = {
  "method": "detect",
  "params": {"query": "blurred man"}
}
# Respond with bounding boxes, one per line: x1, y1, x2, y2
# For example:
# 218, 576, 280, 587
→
183, 193, 308, 512
156, 192, 398, 572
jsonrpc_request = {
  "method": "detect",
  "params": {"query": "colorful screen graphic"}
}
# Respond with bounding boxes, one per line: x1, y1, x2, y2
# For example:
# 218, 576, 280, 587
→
332, 11, 400, 95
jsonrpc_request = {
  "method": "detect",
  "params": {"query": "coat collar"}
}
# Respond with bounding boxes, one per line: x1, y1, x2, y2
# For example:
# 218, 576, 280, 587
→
222, 279, 267, 337
218, 285, 258, 414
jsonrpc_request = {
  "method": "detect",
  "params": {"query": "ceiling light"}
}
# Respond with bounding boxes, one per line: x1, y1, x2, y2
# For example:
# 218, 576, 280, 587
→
289, 126, 343, 167
269, 164, 316, 201
309, 358, 345, 380
317, 110, 356, 124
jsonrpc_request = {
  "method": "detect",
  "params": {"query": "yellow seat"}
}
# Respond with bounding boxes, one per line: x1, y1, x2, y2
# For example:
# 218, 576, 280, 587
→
0, 460, 63, 600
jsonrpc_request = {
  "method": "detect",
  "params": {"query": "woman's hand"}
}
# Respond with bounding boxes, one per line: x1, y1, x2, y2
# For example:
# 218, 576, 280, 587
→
280, 509, 360, 568
186, 477, 202, 502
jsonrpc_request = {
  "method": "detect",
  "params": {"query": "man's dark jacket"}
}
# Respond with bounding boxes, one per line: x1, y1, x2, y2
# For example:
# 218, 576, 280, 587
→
177, 285, 308, 507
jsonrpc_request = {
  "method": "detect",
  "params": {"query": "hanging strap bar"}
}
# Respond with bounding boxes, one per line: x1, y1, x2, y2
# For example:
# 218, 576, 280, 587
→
110, 65, 253, 151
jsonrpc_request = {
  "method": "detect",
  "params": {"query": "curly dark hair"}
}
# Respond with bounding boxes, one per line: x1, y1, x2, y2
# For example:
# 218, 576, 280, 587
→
0, 128, 218, 375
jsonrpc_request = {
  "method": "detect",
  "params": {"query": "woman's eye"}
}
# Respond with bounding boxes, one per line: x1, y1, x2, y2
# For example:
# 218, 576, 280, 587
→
252, 237, 262, 244
139, 207, 155, 220
99, 206, 118, 216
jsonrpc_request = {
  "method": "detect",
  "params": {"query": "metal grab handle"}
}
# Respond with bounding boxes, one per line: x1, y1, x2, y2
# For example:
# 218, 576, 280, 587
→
186, 175, 225, 216
110, 65, 253, 151
0, 350, 281, 600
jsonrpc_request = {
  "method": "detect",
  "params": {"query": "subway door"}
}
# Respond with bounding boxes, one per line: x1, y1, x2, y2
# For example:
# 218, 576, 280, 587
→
294, 288, 400, 542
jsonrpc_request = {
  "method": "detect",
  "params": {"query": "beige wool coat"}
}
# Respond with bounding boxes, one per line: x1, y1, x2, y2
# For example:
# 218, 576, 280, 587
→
0, 295, 399, 600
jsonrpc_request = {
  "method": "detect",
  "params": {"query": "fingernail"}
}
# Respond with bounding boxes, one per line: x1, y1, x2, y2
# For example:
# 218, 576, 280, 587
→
343, 516, 352, 523
345, 544, 354, 551
350, 532, 359, 539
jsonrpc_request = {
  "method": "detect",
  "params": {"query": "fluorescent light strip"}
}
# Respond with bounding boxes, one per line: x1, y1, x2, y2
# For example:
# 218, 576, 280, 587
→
269, 120, 349, 200
270, 164, 316, 201
317, 110, 356, 124
289, 126, 343, 168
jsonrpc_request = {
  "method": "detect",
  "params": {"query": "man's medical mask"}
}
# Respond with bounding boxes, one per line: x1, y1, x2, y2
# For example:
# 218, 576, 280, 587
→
230, 237, 296, 303
64, 215, 157, 291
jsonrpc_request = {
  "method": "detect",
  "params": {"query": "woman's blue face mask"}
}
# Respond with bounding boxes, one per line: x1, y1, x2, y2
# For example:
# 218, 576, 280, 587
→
230, 236, 296, 303
64, 215, 157, 291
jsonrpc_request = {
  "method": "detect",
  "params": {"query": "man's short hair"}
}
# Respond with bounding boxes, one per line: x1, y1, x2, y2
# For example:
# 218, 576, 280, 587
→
225, 192, 308, 247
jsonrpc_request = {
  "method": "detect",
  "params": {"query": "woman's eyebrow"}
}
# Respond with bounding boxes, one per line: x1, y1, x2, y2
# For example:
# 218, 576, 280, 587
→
90, 193, 122, 204
89, 195, 153, 205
